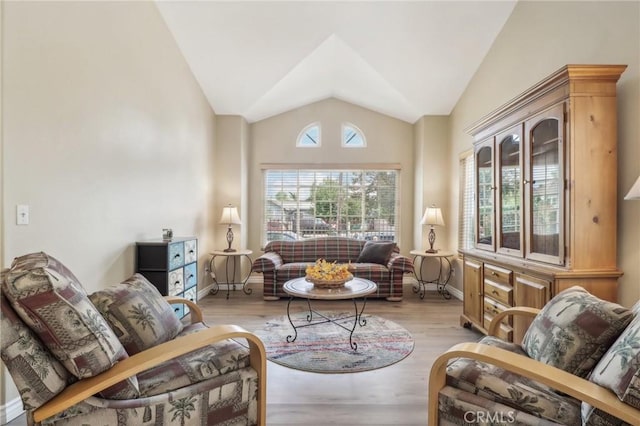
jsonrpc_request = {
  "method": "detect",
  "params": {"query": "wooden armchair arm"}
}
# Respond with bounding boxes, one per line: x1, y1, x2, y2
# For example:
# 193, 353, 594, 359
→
164, 295, 203, 323
33, 324, 267, 425
487, 306, 540, 337
428, 342, 640, 425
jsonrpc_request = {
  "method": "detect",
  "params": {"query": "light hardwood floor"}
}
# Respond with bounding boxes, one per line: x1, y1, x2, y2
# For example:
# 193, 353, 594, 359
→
5, 284, 482, 426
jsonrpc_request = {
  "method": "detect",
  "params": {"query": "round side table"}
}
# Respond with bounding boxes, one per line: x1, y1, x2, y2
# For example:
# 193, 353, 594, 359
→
410, 250, 454, 299
209, 249, 253, 299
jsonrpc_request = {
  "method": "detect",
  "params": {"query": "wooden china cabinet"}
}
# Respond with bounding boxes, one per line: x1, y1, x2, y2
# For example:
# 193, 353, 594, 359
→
460, 64, 626, 343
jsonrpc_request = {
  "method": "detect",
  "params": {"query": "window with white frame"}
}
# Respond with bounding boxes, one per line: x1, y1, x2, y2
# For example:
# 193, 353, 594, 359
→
342, 123, 366, 147
458, 150, 475, 250
262, 167, 399, 244
297, 123, 321, 147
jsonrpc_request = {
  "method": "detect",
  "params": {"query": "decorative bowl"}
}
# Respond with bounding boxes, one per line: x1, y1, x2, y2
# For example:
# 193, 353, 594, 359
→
305, 273, 353, 289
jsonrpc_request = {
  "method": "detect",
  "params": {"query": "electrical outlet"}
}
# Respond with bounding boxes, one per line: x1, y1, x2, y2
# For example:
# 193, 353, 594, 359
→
17, 205, 29, 225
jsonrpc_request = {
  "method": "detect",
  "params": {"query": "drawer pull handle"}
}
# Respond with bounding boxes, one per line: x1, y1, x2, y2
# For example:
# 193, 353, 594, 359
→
491, 271, 498, 276
175, 280, 181, 285
189, 250, 195, 254
491, 290, 499, 295
174, 253, 181, 259
174, 307, 180, 312
188, 274, 194, 279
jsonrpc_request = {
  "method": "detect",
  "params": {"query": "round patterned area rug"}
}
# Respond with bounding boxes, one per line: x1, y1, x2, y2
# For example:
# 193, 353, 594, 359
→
251, 311, 414, 373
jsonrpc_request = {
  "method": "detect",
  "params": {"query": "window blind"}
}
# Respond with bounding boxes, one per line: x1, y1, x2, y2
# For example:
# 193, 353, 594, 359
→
263, 168, 399, 244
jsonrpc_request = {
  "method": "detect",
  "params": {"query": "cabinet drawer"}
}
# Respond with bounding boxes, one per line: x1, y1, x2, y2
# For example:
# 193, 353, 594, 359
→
170, 302, 184, 319
183, 287, 197, 316
483, 313, 513, 341
169, 242, 185, 270
483, 297, 512, 325
184, 240, 198, 264
183, 262, 197, 290
484, 263, 513, 286
168, 268, 184, 296
484, 280, 513, 306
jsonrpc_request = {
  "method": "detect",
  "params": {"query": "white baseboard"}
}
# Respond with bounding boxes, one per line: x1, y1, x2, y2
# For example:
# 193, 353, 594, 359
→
197, 283, 215, 301
1, 397, 24, 425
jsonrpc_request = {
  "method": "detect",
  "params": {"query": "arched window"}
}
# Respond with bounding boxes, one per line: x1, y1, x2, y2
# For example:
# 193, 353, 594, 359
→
342, 123, 366, 148
297, 123, 321, 147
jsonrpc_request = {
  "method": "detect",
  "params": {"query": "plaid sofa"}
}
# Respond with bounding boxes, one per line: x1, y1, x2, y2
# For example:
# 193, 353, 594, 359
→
251, 237, 413, 301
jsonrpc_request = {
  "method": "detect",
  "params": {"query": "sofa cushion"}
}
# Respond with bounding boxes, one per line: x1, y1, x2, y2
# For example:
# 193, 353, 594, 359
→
581, 401, 630, 426
136, 322, 252, 396
264, 237, 366, 264
90, 273, 184, 355
446, 335, 582, 424
1, 253, 133, 382
522, 286, 633, 378
356, 241, 395, 265
439, 386, 562, 426
587, 310, 640, 411
0, 287, 74, 410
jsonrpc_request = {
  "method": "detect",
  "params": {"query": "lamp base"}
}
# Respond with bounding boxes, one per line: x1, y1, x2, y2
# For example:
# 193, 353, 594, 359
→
426, 227, 437, 254
224, 226, 236, 253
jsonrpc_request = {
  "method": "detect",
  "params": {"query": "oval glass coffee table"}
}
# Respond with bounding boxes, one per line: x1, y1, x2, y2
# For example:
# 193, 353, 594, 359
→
283, 277, 377, 351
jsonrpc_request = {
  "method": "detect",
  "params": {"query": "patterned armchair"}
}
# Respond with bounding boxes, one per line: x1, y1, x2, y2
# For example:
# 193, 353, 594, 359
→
1, 252, 266, 426
428, 286, 640, 425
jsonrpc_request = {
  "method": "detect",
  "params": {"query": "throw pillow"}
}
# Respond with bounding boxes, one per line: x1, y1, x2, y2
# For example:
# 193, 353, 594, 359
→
1, 288, 73, 409
588, 312, 640, 410
2, 252, 131, 380
90, 273, 184, 355
522, 286, 633, 378
356, 241, 395, 265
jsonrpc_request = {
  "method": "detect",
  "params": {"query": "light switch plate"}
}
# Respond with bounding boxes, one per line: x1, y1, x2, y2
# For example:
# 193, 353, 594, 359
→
17, 205, 29, 225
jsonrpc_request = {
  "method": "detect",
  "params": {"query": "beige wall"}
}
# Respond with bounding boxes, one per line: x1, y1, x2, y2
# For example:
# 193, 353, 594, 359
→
214, 115, 250, 250
413, 116, 451, 251
1, 1, 216, 419
247, 98, 423, 256
448, 1, 640, 305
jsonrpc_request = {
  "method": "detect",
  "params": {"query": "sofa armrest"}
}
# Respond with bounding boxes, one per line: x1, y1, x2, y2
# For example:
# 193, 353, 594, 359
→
487, 306, 540, 337
428, 342, 640, 425
252, 251, 284, 273
387, 252, 414, 273
164, 296, 203, 324
33, 324, 268, 425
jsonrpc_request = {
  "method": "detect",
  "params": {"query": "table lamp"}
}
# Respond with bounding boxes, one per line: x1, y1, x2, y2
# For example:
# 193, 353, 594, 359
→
421, 205, 445, 253
220, 205, 241, 252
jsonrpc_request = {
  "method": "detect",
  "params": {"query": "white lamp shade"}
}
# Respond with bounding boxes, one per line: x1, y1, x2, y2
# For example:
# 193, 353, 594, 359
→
624, 176, 640, 200
219, 206, 241, 225
421, 206, 445, 227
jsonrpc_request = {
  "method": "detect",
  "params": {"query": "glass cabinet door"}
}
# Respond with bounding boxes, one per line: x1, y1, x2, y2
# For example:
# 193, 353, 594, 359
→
497, 126, 523, 256
476, 141, 495, 251
524, 105, 565, 265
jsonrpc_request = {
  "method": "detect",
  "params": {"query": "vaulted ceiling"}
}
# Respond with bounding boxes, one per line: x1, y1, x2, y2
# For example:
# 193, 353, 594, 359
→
156, 1, 518, 124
